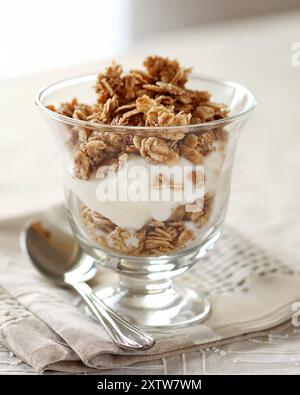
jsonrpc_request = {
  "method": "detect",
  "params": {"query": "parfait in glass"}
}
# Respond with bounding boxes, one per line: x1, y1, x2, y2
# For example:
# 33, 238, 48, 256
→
36, 56, 256, 328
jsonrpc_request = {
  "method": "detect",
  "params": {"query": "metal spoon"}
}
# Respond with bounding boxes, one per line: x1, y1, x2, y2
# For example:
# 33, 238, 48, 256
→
21, 220, 155, 350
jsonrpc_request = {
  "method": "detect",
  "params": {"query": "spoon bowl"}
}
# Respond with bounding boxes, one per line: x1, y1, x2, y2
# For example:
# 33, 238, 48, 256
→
22, 221, 97, 285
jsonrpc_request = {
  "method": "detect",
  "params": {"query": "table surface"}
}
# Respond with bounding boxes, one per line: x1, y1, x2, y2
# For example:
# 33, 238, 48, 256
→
0, 10, 300, 374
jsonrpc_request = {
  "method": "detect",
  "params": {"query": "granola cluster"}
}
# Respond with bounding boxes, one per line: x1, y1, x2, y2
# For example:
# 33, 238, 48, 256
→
80, 193, 213, 256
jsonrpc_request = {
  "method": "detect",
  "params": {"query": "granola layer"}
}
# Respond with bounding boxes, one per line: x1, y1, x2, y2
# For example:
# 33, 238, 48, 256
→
80, 192, 213, 256
48, 55, 229, 180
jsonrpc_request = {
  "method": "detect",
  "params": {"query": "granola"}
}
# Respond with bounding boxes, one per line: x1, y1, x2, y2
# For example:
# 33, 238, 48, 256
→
81, 209, 193, 256
48, 56, 229, 256
48, 55, 229, 179
179, 131, 216, 164
133, 135, 179, 164
143, 55, 191, 87
79, 189, 213, 256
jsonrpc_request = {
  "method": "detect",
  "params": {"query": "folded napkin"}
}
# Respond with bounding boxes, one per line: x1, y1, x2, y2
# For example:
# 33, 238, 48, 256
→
0, 205, 299, 373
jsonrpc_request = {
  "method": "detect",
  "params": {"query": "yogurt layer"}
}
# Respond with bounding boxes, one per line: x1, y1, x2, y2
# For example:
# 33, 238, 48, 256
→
63, 142, 225, 230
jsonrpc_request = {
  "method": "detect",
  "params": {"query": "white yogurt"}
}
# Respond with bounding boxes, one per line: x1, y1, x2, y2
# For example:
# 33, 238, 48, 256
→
64, 145, 226, 230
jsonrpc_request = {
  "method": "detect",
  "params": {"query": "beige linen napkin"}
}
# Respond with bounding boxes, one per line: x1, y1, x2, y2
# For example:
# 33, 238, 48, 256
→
0, 205, 299, 373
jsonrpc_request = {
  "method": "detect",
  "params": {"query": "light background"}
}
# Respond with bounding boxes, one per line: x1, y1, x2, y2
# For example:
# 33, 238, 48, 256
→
1, 0, 299, 79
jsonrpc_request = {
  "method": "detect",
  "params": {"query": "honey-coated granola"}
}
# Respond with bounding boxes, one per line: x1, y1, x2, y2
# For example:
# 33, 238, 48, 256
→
48, 56, 229, 256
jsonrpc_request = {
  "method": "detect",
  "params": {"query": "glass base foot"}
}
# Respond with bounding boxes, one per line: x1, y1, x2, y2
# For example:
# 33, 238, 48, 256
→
90, 284, 211, 329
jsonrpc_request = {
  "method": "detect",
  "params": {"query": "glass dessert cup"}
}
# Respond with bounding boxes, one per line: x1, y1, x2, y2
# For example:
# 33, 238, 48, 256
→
36, 74, 256, 329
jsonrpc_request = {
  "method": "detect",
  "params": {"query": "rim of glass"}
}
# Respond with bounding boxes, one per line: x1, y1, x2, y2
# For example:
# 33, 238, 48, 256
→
35, 73, 257, 131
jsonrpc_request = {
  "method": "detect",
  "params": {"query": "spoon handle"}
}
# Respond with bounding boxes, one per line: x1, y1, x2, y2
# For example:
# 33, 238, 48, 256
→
72, 282, 155, 350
